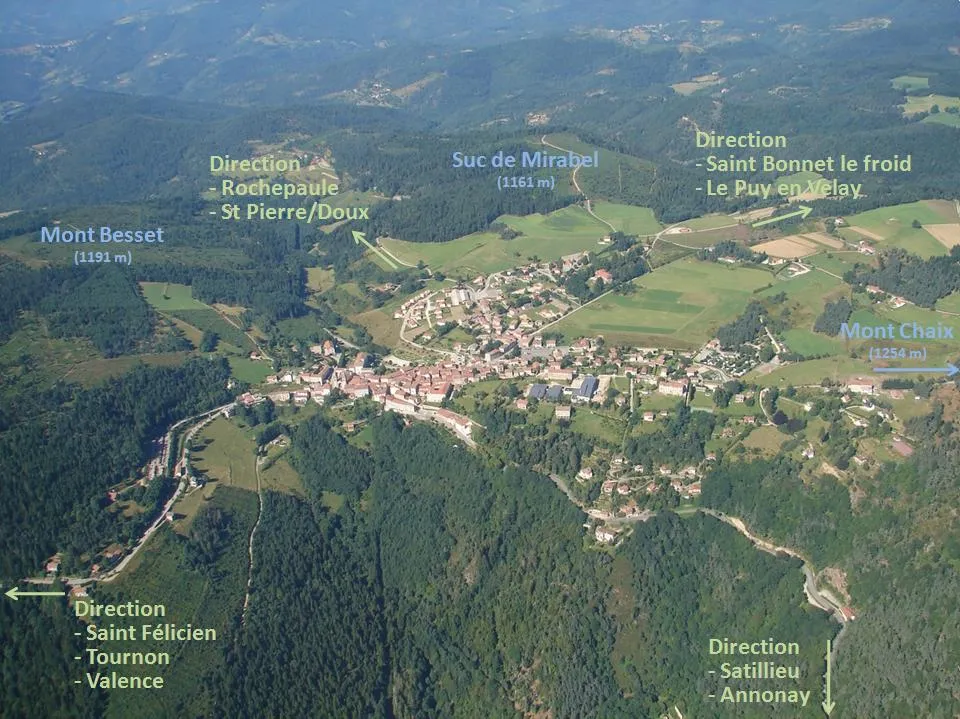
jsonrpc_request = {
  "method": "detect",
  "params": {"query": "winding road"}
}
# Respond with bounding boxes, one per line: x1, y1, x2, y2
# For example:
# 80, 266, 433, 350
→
547, 472, 849, 626
540, 134, 616, 233
24, 402, 234, 588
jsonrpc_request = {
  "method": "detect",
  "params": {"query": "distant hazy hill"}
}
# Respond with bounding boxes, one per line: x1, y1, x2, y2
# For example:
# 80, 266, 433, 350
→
0, 0, 950, 106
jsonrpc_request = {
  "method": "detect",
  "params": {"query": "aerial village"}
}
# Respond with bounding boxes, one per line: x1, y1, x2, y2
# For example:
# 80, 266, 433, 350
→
233, 252, 915, 548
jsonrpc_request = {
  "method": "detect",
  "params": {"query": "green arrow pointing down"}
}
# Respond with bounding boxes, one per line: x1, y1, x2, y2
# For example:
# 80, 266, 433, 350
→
822, 639, 836, 715
752, 205, 813, 228
352, 230, 397, 269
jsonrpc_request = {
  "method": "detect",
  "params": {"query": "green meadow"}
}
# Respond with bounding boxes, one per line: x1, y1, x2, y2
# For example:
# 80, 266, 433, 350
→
553, 258, 773, 347
676, 214, 738, 231
805, 252, 866, 277
903, 93, 960, 115
935, 292, 960, 314
783, 329, 843, 356
748, 356, 873, 386
381, 205, 610, 275
892, 75, 929, 91
139, 282, 210, 310
191, 417, 260, 492
844, 201, 953, 258
924, 112, 960, 128
140, 282, 255, 351
591, 201, 662, 236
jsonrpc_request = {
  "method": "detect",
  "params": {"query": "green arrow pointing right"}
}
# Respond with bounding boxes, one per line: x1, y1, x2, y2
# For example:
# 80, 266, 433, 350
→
752, 205, 813, 228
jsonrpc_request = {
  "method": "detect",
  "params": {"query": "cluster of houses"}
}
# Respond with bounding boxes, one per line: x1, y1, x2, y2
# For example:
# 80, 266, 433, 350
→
237, 352, 481, 442
399, 257, 590, 355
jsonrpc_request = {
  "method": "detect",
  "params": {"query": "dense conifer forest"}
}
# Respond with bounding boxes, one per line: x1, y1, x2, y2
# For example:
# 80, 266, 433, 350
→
0, 357, 232, 578
208, 414, 835, 718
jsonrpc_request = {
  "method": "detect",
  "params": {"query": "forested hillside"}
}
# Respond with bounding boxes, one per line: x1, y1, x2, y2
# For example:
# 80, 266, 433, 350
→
702, 404, 960, 717
0, 357, 232, 578
210, 413, 835, 718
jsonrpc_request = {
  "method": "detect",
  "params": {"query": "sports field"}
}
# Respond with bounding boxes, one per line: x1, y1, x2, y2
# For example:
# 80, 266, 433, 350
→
381, 205, 609, 275
552, 258, 773, 347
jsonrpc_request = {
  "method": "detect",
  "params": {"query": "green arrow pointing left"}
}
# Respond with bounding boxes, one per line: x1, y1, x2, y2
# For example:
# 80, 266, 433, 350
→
352, 230, 398, 269
5, 586, 67, 601
752, 205, 813, 228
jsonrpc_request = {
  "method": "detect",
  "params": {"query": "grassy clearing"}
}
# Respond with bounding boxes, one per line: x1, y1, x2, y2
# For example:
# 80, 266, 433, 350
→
758, 264, 849, 306
191, 418, 259, 492
805, 252, 867, 277
935, 292, 960, 314
260, 456, 305, 496
168, 309, 254, 351
228, 356, 272, 384
890, 229, 949, 258
553, 258, 773, 347
70, 352, 191, 386
591, 201, 662, 236
499, 206, 611, 242
306, 267, 336, 292
748, 356, 872, 386
141, 282, 254, 351
924, 112, 960, 128
676, 214, 739, 231
352, 307, 402, 347
925, 200, 960, 222
843, 201, 952, 258
903, 94, 960, 115
783, 329, 843, 356
139, 282, 209, 311
382, 205, 609, 276
672, 75, 723, 95
892, 75, 929, 91
571, 409, 625, 443
608, 553, 644, 691
742, 425, 788, 455
846, 201, 955, 237
321, 491, 346, 513
275, 315, 323, 342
